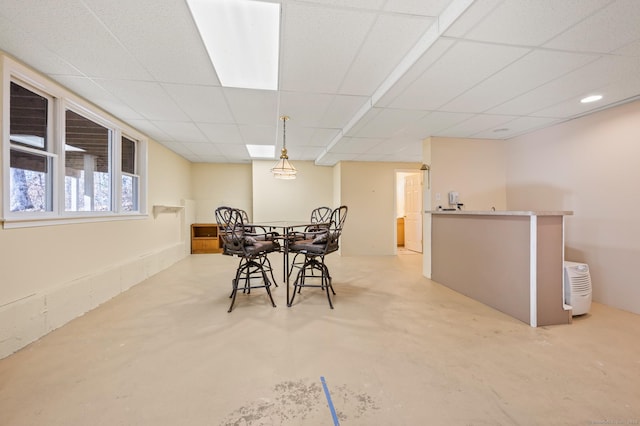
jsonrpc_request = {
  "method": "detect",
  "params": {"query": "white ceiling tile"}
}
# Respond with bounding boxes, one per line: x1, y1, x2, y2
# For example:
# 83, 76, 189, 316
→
82, 0, 220, 85
159, 140, 196, 157
216, 144, 253, 161
181, 142, 221, 156
389, 41, 530, 110
443, 0, 503, 38
613, 38, 640, 56
162, 84, 233, 123
52, 75, 144, 120
435, 114, 516, 137
0, 15, 82, 76
191, 155, 228, 163
280, 3, 377, 93
348, 108, 428, 138
282, 124, 316, 145
318, 95, 369, 128
367, 138, 418, 155
375, 38, 455, 107
383, 0, 454, 16
339, 14, 436, 96
544, 0, 640, 54
310, 128, 342, 146
315, 152, 358, 166
224, 88, 278, 126
1, 0, 152, 80
344, 108, 381, 136
330, 137, 384, 154
296, 146, 327, 159
490, 54, 640, 116
150, 121, 208, 143
239, 125, 278, 146
401, 111, 476, 138
461, 0, 612, 46
126, 119, 172, 142
353, 153, 387, 161
278, 92, 336, 127
4, 0, 640, 166
198, 123, 243, 144
297, 0, 386, 10
532, 76, 640, 119
442, 50, 600, 113
470, 116, 562, 139
97, 80, 189, 121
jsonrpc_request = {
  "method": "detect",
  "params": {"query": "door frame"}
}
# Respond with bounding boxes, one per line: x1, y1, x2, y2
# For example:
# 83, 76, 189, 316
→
394, 169, 426, 255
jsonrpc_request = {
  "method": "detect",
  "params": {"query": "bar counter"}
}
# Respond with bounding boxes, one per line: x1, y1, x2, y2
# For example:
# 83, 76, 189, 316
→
427, 210, 573, 327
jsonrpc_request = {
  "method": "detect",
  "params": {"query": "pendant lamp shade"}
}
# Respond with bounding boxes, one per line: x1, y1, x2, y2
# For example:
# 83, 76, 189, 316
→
271, 115, 297, 179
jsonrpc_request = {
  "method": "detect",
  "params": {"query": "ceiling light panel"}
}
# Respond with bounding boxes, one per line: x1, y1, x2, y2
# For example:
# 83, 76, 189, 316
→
187, 0, 280, 90
246, 144, 275, 158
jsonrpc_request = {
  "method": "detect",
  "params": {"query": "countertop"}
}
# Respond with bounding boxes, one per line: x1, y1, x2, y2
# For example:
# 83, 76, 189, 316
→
426, 210, 573, 216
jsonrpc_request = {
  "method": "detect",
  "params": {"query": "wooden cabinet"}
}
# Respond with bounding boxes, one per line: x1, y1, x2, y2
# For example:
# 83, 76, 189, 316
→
397, 217, 405, 246
191, 224, 223, 254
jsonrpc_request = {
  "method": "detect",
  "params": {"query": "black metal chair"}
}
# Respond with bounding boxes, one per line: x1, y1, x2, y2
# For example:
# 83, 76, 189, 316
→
287, 206, 348, 309
215, 206, 280, 312
288, 206, 332, 279
310, 206, 332, 225
236, 208, 279, 286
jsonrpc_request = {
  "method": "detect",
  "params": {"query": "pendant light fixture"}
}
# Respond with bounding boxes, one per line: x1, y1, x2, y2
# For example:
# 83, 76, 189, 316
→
271, 115, 297, 179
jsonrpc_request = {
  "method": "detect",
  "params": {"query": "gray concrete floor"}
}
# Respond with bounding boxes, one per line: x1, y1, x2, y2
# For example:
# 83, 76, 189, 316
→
1, 253, 639, 425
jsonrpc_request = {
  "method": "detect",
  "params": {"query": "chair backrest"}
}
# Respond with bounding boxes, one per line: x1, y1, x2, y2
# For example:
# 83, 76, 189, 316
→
325, 205, 348, 253
238, 209, 250, 224
215, 206, 246, 256
310, 206, 332, 224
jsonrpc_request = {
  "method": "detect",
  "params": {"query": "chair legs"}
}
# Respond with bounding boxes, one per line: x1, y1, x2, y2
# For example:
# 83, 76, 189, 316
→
228, 257, 276, 312
289, 255, 336, 309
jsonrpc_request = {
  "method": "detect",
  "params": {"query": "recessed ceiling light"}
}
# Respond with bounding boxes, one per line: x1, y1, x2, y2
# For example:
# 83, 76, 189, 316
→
246, 144, 275, 158
580, 95, 603, 104
187, 0, 280, 90
493, 128, 509, 133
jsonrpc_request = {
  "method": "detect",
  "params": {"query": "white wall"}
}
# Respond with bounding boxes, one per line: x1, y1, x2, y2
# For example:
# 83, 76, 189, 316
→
0, 140, 192, 358
252, 160, 334, 222
191, 163, 252, 223
339, 161, 420, 256
423, 137, 508, 279
506, 100, 640, 314
429, 137, 508, 211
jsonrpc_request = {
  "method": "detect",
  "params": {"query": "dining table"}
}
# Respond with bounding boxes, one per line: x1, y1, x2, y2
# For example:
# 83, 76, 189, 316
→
248, 220, 325, 306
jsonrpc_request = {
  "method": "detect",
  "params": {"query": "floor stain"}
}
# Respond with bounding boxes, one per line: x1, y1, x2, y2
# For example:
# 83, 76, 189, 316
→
219, 378, 380, 425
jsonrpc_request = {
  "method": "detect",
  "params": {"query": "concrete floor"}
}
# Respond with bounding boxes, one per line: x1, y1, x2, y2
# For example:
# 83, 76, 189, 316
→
1, 252, 639, 425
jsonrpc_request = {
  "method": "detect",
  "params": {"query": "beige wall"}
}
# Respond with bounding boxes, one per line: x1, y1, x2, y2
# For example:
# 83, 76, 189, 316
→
338, 161, 420, 256
0, 140, 192, 358
429, 137, 508, 211
423, 137, 508, 278
506, 100, 640, 314
252, 160, 334, 222
190, 163, 252, 223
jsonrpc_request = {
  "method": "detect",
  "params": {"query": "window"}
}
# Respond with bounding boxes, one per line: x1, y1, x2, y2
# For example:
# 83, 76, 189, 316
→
121, 135, 139, 212
9, 82, 54, 213
3, 56, 147, 227
64, 109, 112, 212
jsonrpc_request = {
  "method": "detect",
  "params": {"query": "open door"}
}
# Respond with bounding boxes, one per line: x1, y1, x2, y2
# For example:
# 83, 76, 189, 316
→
404, 173, 423, 253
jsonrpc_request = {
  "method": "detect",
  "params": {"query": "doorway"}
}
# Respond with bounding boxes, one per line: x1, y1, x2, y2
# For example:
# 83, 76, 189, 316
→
396, 171, 423, 254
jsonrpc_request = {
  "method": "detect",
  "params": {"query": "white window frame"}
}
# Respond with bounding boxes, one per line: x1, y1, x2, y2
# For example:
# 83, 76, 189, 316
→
120, 134, 141, 213
1, 55, 148, 228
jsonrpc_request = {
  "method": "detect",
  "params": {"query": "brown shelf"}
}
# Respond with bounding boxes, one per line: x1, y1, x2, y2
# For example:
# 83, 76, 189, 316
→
191, 224, 223, 254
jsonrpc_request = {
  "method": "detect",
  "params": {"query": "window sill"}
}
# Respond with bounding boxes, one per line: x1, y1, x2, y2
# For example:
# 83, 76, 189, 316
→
2, 212, 147, 229
152, 205, 184, 218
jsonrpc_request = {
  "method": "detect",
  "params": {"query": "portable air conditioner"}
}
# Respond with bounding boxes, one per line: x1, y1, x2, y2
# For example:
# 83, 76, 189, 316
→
564, 261, 592, 316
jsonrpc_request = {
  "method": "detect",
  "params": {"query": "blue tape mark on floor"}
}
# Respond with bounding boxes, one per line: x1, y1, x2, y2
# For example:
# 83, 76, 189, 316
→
320, 376, 340, 426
